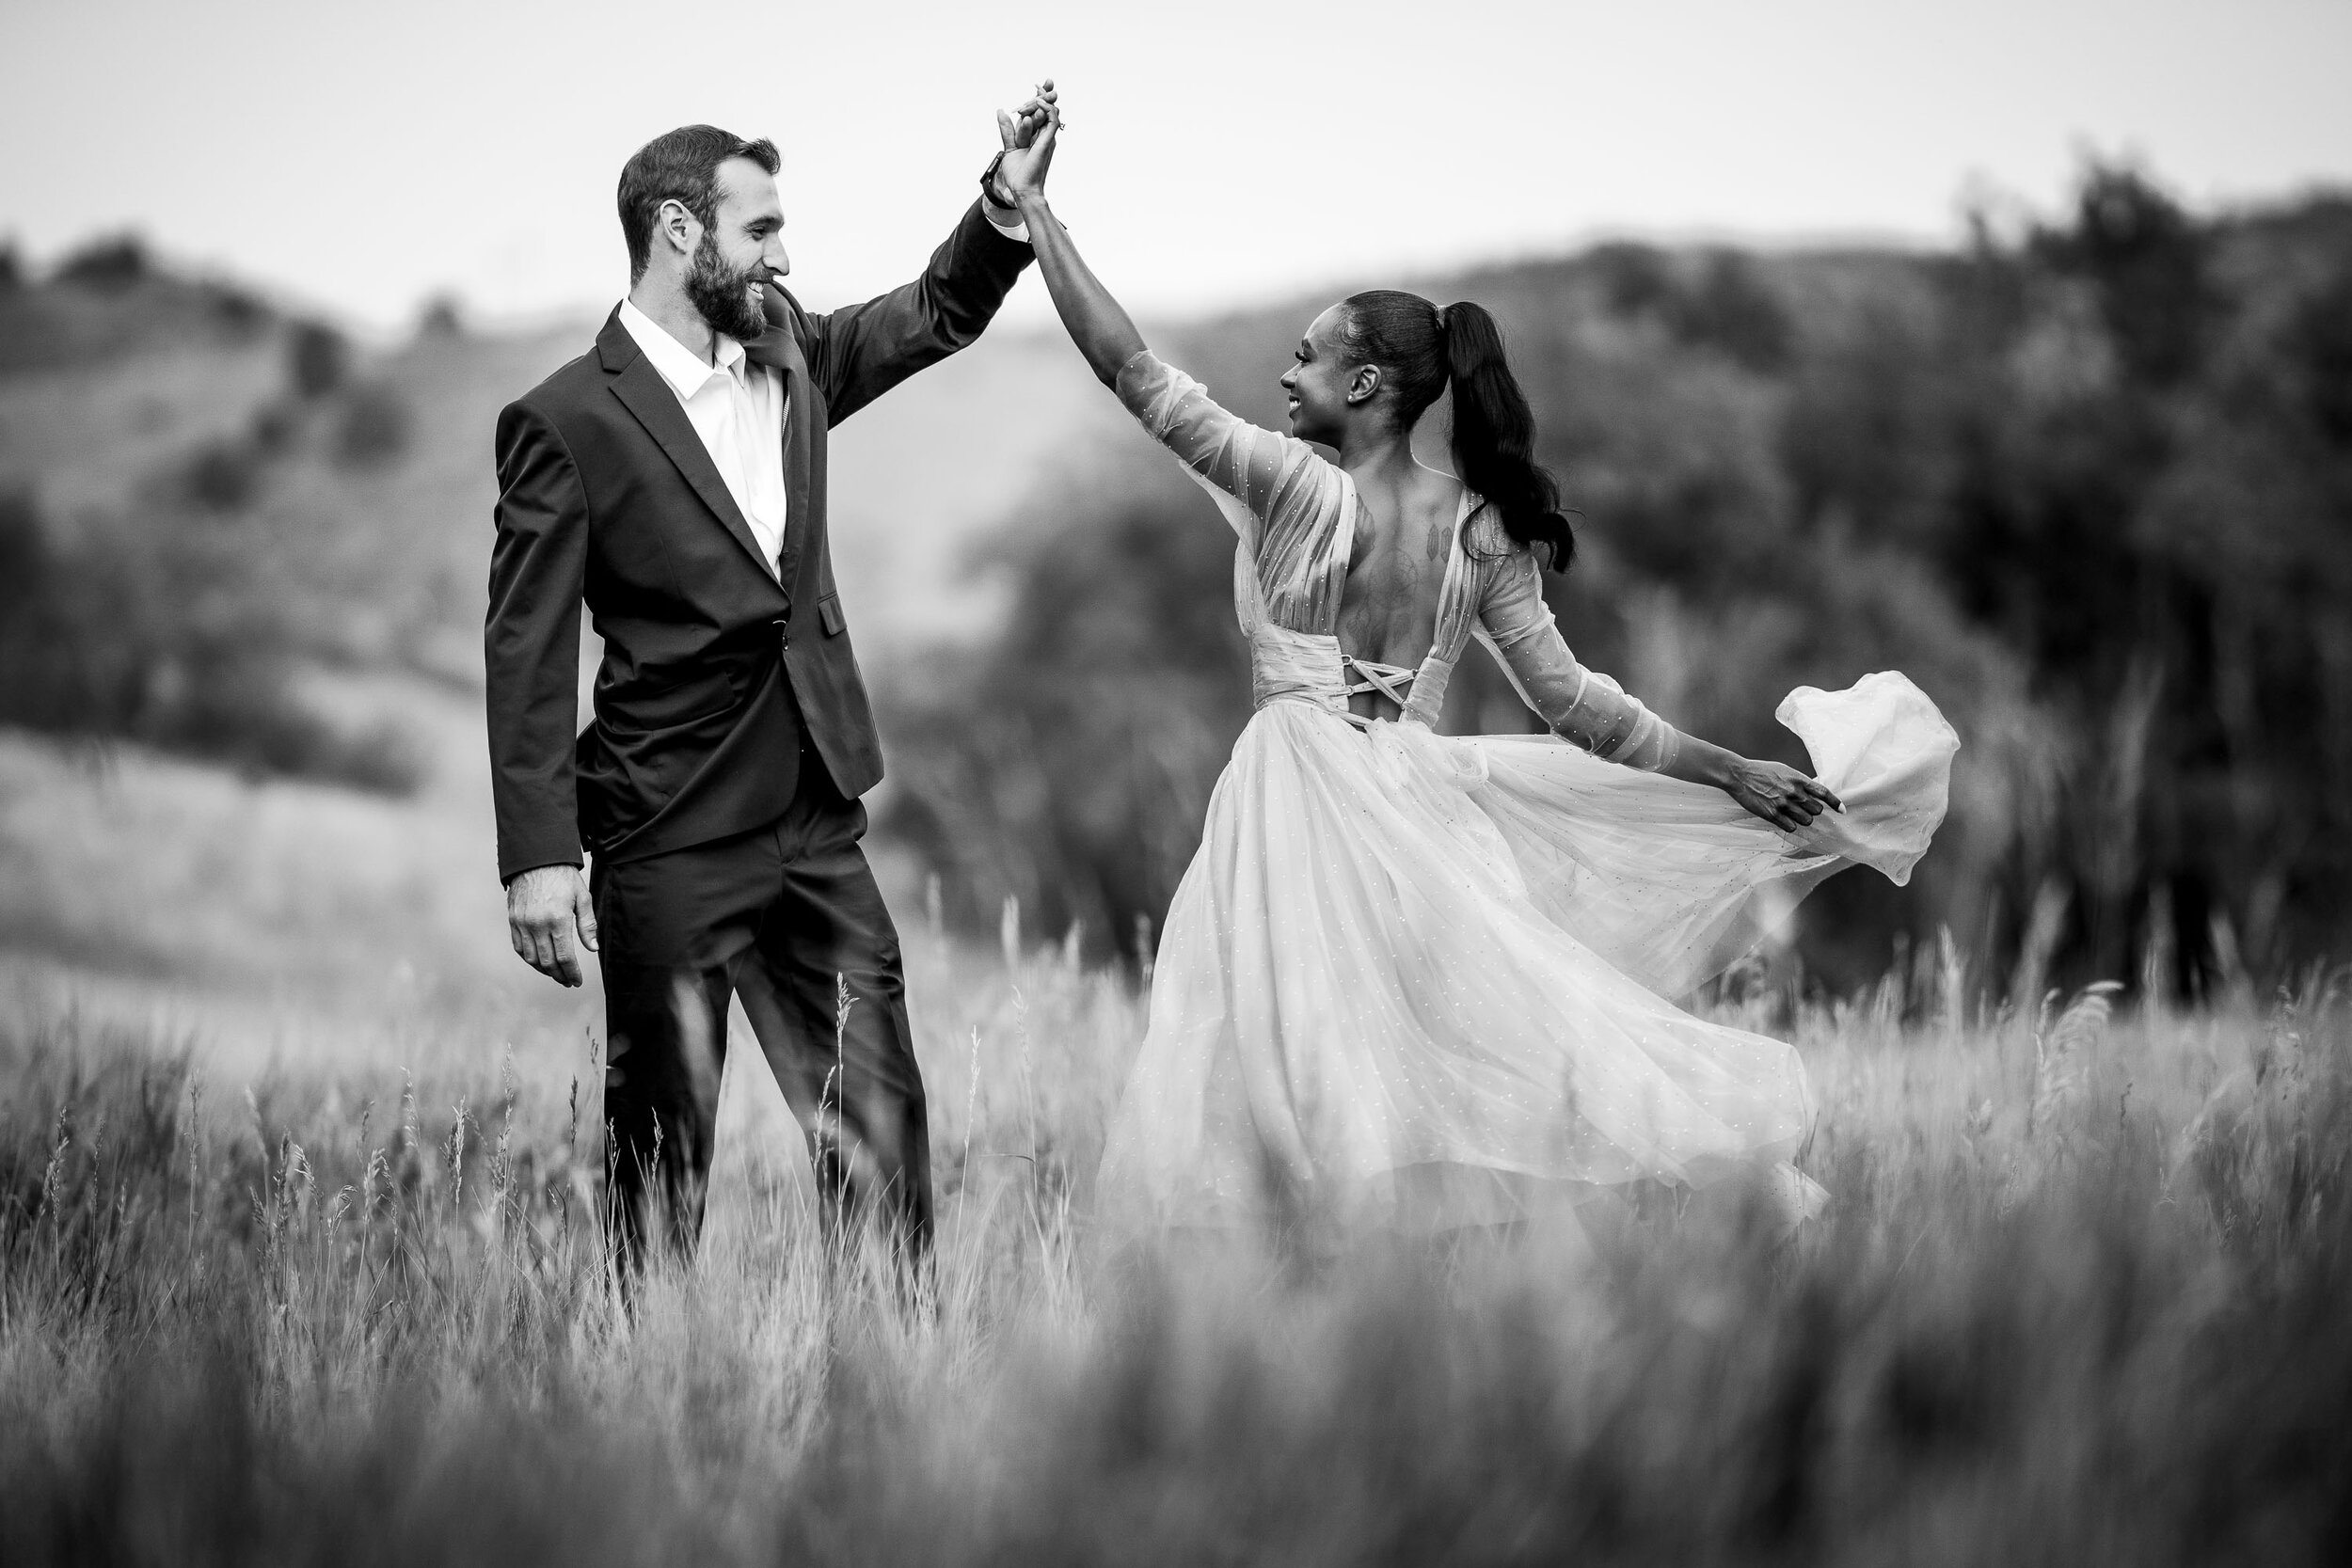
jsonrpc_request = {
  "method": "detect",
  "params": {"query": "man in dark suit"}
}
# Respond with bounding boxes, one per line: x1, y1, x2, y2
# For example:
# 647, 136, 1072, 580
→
487, 95, 1055, 1275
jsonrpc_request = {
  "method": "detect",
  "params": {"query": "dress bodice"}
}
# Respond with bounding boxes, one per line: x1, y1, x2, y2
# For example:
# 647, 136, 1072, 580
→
1115, 351, 1681, 769
1242, 477, 1472, 730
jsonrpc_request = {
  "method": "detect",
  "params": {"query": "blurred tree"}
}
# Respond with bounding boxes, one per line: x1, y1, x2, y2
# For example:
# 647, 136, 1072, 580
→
287, 319, 347, 400
1678, 253, 1794, 374
2298, 261, 2352, 445
205, 283, 272, 335
183, 438, 263, 512
1593, 242, 1677, 319
247, 402, 299, 457
416, 293, 467, 340
0, 486, 49, 635
334, 381, 413, 468
1587, 244, 1792, 372
2035, 164, 2210, 389
0, 485, 421, 794
55, 233, 149, 292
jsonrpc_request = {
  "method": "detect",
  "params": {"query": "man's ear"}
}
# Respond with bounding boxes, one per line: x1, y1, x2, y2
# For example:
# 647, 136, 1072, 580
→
657, 198, 699, 261
1346, 364, 1383, 406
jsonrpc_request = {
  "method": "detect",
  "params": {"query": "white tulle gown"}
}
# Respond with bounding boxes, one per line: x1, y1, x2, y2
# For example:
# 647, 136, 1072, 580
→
1096, 352, 1960, 1230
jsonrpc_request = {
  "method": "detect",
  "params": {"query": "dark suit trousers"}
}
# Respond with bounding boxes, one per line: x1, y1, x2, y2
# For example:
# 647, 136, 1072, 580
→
590, 762, 929, 1274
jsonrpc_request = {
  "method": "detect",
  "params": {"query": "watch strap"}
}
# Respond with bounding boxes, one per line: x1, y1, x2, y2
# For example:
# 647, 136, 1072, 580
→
979, 149, 1015, 211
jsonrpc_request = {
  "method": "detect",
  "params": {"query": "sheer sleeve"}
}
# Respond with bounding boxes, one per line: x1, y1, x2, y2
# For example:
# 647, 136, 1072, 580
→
1474, 543, 1683, 773
1114, 350, 1338, 562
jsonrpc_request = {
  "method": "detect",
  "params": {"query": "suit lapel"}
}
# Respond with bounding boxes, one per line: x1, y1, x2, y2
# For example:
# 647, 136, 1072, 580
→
746, 313, 816, 589
743, 309, 806, 385
598, 311, 776, 580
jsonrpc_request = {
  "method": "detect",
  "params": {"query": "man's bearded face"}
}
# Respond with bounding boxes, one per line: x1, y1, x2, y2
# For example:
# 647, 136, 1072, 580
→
686, 225, 768, 342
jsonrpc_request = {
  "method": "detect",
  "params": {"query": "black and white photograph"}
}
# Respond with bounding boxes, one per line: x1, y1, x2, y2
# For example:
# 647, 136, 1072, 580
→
2, 1, 2348, 1560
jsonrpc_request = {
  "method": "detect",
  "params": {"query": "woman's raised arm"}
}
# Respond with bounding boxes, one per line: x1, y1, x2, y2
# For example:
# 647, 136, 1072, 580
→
995, 111, 1145, 386
991, 103, 1327, 545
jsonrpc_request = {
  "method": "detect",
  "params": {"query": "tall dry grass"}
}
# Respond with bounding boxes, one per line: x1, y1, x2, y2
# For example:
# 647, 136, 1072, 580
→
3, 923, 2347, 1565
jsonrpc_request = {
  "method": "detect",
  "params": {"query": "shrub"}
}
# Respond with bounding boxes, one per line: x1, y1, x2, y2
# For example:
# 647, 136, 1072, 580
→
0, 490, 421, 796
54, 233, 149, 293
0, 484, 49, 616
417, 293, 466, 340
334, 380, 413, 468
182, 437, 264, 512
246, 401, 298, 456
2298, 261, 2352, 446
204, 283, 271, 335
0, 486, 86, 732
286, 319, 346, 400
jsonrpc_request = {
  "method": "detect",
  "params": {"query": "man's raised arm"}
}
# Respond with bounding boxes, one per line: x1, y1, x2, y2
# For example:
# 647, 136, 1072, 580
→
794, 86, 1057, 424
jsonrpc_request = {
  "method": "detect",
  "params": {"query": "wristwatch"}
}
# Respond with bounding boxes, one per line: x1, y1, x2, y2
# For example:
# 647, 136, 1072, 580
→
979, 149, 1015, 210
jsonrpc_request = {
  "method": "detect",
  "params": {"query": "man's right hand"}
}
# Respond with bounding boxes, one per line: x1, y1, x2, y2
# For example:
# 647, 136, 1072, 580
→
506, 863, 598, 988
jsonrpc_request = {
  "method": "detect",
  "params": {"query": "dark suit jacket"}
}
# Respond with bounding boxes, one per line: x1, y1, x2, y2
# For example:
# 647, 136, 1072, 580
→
486, 201, 1031, 883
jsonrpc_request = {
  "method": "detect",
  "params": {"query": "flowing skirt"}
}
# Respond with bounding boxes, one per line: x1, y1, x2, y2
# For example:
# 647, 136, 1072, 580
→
1099, 673, 1957, 1230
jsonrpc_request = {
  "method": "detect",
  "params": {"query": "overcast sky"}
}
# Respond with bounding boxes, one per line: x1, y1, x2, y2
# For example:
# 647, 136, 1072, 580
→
3, 0, 2347, 331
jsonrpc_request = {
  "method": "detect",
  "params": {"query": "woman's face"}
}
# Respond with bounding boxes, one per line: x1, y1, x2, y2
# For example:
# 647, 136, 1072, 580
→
1279, 305, 1360, 445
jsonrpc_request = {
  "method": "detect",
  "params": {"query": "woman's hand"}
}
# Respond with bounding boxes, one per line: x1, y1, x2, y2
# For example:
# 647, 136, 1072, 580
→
1721, 755, 1843, 832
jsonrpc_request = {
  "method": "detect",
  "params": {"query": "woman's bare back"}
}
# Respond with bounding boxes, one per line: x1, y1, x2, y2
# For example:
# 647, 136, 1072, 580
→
1336, 467, 1468, 721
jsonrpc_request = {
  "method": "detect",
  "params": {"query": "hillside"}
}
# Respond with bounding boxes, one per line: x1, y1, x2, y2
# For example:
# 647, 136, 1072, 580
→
0, 239, 1106, 775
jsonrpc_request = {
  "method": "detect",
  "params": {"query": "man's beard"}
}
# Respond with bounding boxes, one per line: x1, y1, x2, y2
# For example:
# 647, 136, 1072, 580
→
685, 230, 769, 342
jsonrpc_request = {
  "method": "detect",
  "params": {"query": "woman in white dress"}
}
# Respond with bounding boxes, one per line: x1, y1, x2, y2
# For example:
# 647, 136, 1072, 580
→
992, 109, 1958, 1231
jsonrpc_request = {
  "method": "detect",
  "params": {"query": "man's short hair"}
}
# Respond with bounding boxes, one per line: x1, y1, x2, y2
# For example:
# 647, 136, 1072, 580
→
616, 126, 781, 283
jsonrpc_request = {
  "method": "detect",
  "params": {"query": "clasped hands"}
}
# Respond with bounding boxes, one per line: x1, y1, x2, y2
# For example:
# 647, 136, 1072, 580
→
987, 79, 1063, 213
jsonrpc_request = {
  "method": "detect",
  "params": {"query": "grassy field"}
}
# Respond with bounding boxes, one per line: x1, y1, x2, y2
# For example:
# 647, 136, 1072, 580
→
4, 897, 2347, 1564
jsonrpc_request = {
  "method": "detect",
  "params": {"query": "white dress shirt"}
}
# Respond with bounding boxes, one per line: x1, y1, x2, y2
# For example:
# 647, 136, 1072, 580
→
618, 297, 791, 578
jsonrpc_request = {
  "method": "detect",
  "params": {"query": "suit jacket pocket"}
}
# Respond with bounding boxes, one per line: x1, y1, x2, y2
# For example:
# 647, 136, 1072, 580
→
818, 593, 846, 637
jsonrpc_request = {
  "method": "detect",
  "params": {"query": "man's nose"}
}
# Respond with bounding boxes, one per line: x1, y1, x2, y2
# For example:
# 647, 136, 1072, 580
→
767, 242, 790, 278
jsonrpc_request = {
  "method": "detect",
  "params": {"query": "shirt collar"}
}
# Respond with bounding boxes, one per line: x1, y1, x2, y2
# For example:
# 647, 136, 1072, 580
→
618, 298, 751, 399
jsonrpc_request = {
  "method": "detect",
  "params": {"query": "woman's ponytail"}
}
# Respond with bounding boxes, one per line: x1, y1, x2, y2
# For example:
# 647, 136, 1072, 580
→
1440, 302, 1575, 571
1336, 290, 1576, 571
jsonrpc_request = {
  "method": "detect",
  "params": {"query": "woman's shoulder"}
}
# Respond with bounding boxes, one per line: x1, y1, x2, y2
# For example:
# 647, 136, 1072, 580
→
1461, 496, 1522, 560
